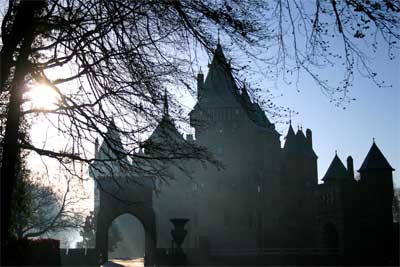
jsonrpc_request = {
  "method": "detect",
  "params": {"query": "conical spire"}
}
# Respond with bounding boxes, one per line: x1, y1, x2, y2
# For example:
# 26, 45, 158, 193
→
287, 123, 295, 138
283, 123, 296, 150
359, 141, 394, 172
202, 43, 239, 99
323, 154, 349, 182
212, 43, 228, 65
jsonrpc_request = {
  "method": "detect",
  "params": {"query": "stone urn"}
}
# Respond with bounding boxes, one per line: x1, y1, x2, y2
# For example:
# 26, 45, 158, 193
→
170, 218, 189, 264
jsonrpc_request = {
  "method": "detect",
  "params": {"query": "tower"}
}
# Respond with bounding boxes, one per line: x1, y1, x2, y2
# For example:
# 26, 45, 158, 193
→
318, 153, 361, 258
358, 141, 395, 264
279, 125, 318, 248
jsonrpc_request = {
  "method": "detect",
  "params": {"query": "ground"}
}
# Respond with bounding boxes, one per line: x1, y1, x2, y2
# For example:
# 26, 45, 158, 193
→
103, 258, 144, 267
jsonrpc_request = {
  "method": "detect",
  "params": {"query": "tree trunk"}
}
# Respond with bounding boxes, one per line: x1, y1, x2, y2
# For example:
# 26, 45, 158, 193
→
0, 1, 40, 263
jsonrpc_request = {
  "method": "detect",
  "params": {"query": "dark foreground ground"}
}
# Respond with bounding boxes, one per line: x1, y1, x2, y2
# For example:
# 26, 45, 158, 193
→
102, 258, 144, 267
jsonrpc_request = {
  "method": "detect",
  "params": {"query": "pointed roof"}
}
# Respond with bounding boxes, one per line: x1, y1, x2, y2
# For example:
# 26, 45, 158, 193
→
295, 128, 306, 140
212, 43, 226, 64
323, 154, 349, 182
287, 123, 295, 138
191, 44, 277, 134
283, 123, 296, 148
144, 93, 183, 151
359, 141, 394, 172
97, 119, 126, 160
238, 85, 277, 133
283, 127, 317, 158
201, 44, 240, 106
241, 84, 252, 105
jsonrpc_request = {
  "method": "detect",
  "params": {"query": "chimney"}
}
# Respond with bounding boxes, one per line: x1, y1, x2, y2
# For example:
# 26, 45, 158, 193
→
347, 156, 354, 179
306, 128, 312, 148
197, 70, 204, 99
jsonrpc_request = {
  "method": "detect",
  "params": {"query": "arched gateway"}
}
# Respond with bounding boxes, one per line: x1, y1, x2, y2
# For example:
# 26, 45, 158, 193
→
94, 178, 157, 265
89, 120, 158, 266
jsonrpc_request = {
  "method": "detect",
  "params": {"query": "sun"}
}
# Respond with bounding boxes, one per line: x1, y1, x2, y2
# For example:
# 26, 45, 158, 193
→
26, 84, 60, 110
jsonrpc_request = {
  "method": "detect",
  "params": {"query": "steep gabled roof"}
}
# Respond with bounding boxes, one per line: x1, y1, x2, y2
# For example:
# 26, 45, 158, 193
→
283, 127, 317, 158
238, 88, 277, 133
97, 119, 126, 160
323, 154, 349, 182
144, 93, 184, 151
359, 142, 394, 172
202, 44, 239, 106
283, 124, 296, 148
193, 44, 278, 134
147, 117, 183, 144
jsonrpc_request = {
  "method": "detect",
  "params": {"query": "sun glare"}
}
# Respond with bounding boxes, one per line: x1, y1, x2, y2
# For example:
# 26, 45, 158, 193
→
26, 84, 60, 110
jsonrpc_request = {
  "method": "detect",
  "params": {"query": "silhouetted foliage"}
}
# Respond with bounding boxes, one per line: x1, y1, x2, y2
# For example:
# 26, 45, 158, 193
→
76, 211, 121, 252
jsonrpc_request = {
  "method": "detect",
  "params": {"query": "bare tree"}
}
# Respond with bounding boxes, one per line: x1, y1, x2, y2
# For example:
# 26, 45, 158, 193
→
12, 173, 86, 239
0, 0, 398, 259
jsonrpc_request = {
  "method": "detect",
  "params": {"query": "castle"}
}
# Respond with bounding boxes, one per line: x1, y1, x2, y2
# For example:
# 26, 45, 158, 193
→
89, 44, 397, 265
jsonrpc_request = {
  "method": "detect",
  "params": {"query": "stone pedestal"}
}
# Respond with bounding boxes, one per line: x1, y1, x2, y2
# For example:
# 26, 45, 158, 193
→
170, 218, 189, 265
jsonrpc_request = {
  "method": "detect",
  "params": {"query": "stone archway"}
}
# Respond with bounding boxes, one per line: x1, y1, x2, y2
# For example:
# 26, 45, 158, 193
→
108, 213, 145, 260
95, 179, 156, 266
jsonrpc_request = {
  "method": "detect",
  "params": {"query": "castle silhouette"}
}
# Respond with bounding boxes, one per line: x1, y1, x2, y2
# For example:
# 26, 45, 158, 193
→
89, 44, 397, 266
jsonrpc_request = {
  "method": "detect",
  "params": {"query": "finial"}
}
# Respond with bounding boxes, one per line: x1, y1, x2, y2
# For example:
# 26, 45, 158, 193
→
373, 137, 375, 143
163, 89, 169, 117
289, 110, 292, 125
335, 150, 337, 155
217, 29, 220, 45
199, 66, 203, 74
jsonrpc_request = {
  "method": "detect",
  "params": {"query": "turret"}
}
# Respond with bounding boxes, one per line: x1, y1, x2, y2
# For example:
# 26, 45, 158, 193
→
358, 141, 394, 199
322, 153, 348, 184
143, 90, 184, 154
357, 141, 395, 263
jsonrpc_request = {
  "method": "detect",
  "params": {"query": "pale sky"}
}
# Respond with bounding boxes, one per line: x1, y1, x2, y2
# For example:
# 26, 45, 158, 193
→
272, 47, 399, 185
